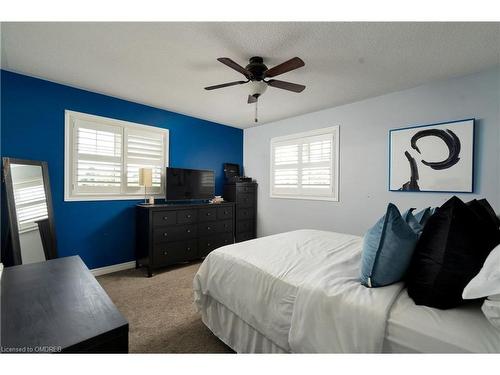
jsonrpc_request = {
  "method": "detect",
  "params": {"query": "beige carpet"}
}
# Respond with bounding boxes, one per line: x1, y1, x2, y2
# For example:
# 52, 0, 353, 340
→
97, 261, 233, 353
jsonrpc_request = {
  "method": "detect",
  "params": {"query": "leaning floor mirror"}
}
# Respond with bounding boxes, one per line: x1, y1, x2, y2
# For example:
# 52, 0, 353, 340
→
2, 157, 57, 265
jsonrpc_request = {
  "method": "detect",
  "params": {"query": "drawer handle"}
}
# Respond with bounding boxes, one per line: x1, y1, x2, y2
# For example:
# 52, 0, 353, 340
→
163, 216, 168, 220
163, 233, 168, 237
186, 214, 191, 218
187, 247, 191, 251
207, 243, 211, 246
163, 251, 167, 256
187, 229, 191, 233
207, 226, 211, 230
207, 212, 212, 216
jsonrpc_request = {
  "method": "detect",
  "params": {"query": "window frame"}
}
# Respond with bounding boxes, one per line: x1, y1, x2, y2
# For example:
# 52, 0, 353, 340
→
269, 125, 340, 202
64, 110, 169, 202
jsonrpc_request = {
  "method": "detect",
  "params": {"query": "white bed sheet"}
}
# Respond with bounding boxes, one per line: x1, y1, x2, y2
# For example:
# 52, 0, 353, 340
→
201, 294, 288, 353
195, 229, 500, 353
194, 229, 403, 353
200, 291, 500, 353
383, 290, 500, 353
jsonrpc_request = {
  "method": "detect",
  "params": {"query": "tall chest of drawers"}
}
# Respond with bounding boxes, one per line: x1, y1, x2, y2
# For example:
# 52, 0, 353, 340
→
136, 202, 235, 277
223, 182, 257, 243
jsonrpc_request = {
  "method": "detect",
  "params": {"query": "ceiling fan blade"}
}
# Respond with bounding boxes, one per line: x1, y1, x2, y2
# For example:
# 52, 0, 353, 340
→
266, 79, 306, 93
217, 57, 253, 79
247, 95, 258, 104
204, 80, 247, 90
264, 57, 305, 78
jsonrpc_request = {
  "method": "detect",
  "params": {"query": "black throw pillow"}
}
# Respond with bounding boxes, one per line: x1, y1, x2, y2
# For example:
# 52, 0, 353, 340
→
466, 199, 500, 249
476, 198, 500, 228
406, 196, 498, 309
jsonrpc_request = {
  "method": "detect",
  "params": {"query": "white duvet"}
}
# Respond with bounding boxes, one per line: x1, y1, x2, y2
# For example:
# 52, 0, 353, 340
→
193, 229, 404, 353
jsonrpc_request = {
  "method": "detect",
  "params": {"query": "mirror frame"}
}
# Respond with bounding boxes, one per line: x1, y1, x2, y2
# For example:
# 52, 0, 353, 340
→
2, 157, 58, 265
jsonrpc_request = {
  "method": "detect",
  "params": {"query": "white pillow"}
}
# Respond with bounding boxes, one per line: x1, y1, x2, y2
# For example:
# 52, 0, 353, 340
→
462, 244, 500, 299
482, 297, 500, 329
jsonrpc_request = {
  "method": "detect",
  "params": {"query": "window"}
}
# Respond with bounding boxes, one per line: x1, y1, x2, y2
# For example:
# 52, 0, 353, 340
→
65, 110, 169, 201
270, 126, 339, 201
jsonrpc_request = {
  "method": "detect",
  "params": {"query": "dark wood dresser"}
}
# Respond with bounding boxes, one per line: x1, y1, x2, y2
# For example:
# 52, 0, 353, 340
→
136, 202, 235, 277
223, 182, 257, 242
1, 256, 128, 353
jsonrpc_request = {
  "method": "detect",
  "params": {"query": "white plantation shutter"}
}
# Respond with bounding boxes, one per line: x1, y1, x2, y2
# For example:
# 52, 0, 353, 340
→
66, 111, 168, 200
271, 126, 339, 200
273, 142, 300, 194
73, 120, 122, 195
124, 128, 165, 194
13, 177, 48, 233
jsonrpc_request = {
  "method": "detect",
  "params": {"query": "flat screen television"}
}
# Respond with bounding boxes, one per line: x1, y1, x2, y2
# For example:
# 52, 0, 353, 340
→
166, 167, 215, 201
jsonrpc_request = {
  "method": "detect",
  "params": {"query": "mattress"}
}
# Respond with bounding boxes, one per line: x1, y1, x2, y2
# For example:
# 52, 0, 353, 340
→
383, 290, 500, 353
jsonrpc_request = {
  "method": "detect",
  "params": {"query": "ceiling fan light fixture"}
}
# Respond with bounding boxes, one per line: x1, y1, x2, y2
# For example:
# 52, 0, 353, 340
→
249, 80, 267, 96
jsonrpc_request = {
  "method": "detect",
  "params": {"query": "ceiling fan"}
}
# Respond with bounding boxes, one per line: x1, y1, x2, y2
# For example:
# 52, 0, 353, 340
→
204, 56, 306, 122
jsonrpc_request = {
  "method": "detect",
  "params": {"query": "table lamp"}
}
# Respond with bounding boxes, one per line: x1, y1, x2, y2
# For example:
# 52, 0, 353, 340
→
139, 168, 153, 204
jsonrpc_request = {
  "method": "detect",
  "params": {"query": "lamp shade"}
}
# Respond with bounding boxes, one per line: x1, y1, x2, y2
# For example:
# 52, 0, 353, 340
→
138, 168, 153, 188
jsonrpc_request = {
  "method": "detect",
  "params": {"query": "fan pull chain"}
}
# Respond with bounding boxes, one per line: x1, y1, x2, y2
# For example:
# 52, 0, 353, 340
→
254, 101, 258, 123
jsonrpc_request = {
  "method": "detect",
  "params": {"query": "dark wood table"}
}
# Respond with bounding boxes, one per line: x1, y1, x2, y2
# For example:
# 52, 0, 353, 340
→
1, 256, 128, 353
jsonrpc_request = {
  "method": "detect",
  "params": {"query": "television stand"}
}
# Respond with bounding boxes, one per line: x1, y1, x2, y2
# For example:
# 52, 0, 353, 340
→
135, 201, 235, 277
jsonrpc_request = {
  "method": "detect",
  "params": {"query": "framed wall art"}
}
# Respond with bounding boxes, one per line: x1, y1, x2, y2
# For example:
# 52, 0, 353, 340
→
389, 118, 475, 193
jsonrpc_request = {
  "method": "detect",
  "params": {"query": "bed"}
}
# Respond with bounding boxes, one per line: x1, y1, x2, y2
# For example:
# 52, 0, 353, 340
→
193, 230, 500, 353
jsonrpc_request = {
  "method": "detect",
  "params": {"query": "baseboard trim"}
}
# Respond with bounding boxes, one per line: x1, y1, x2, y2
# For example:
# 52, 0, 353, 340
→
91, 260, 136, 276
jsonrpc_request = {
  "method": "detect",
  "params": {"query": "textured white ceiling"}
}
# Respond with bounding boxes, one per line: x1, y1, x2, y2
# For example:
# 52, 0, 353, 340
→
1, 22, 499, 128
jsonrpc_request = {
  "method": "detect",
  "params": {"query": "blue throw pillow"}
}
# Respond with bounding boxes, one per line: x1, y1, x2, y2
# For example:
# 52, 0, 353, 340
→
414, 207, 435, 226
402, 208, 423, 234
361, 203, 420, 288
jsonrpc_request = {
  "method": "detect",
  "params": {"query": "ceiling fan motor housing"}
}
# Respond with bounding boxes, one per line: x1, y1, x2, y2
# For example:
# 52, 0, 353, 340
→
246, 56, 268, 81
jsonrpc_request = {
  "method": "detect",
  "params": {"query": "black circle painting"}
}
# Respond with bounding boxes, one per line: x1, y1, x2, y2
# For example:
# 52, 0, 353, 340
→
389, 119, 474, 193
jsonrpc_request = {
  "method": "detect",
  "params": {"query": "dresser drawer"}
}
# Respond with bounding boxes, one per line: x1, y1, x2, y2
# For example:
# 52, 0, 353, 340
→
236, 232, 255, 243
236, 207, 254, 220
237, 185, 256, 194
198, 220, 233, 236
199, 207, 217, 222
198, 222, 218, 236
153, 240, 198, 265
152, 211, 177, 226
219, 219, 233, 233
198, 233, 234, 257
198, 236, 219, 257
153, 224, 197, 243
176, 209, 198, 224
218, 232, 234, 247
236, 193, 255, 207
236, 219, 254, 234
217, 206, 233, 220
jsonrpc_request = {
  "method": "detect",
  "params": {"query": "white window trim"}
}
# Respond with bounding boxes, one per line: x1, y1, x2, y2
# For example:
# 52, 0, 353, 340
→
269, 125, 340, 202
64, 110, 169, 202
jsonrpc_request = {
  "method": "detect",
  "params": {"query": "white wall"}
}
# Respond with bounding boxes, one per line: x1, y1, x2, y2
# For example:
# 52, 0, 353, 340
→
244, 68, 500, 237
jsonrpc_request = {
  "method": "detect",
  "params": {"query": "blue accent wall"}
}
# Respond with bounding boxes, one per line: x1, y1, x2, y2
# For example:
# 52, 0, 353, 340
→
1, 70, 243, 269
